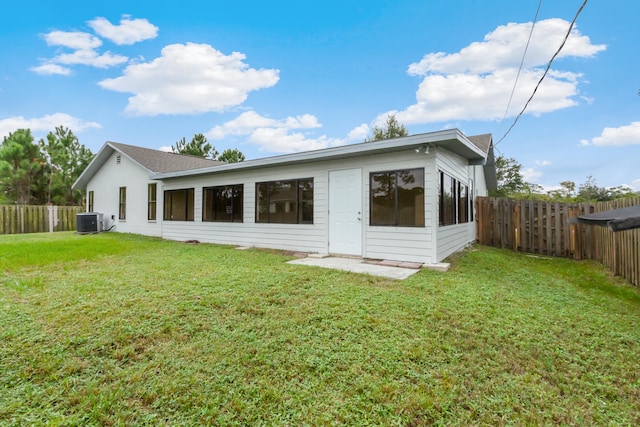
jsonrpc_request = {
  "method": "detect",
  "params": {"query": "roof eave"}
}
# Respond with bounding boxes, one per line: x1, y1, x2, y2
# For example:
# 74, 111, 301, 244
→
72, 143, 114, 190
72, 142, 155, 190
154, 129, 487, 180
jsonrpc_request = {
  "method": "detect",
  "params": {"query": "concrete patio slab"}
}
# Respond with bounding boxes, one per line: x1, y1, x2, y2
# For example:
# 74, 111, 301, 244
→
288, 256, 421, 280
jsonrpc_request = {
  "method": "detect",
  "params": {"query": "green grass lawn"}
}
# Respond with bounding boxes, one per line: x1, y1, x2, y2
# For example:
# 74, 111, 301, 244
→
1, 232, 639, 426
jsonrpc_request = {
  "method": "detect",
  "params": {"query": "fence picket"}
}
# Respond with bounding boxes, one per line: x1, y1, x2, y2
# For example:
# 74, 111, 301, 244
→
0, 205, 83, 235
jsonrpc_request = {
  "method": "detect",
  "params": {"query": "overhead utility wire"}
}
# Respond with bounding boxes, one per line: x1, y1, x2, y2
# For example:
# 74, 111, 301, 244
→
497, 0, 542, 135
495, 0, 589, 147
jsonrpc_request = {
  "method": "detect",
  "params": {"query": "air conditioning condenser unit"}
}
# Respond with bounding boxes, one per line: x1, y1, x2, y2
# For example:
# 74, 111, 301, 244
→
76, 212, 104, 234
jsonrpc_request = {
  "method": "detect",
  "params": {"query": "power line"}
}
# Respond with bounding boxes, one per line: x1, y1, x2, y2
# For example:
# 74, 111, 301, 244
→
495, 0, 589, 147
498, 0, 542, 135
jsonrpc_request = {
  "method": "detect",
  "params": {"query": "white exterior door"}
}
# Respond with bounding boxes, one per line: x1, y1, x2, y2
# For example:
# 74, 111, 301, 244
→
329, 169, 363, 256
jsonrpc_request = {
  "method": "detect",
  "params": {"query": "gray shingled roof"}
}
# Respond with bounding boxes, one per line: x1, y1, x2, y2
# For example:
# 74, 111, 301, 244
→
72, 141, 225, 190
467, 134, 497, 192
109, 142, 223, 174
467, 134, 493, 155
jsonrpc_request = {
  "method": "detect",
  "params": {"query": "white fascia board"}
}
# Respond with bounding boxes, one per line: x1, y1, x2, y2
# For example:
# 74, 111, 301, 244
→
459, 134, 489, 159
153, 129, 482, 180
72, 143, 114, 190
72, 142, 155, 190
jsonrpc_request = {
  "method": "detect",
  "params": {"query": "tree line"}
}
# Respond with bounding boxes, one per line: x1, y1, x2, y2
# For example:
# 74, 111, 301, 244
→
0, 129, 246, 206
3, 116, 632, 206
0, 127, 94, 206
171, 133, 245, 163
368, 115, 637, 202
0, 115, 395, 206
492, 155, 638, 202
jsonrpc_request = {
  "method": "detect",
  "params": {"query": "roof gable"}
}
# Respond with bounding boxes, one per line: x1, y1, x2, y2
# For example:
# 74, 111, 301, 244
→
108, 142, 223, 174
468, 134, 497, 192
467, 134, 492, 155
72, 141, 223, 190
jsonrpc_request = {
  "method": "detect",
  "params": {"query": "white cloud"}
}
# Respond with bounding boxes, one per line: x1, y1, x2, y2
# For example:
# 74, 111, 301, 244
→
630, 179, 640, 191
347, 124, 370, 141
408, 19, 605, 76
535, 160, 552, 166
208, 111, 320, 139
582, 122, 640, 146
88, 16, 159, 45
247, 127, 339, 153
0, 113, 101, 139
207, 110, 363, 153
38, 29, 128, 71
30, 63, 72, 76
522, 167, 542, 182
99, 43, 280, 116
391, 18, 605, 124
54, 49, 128, 68
386, 69, 580, 124
158, 146, 172, 153
44, 31, 102, 50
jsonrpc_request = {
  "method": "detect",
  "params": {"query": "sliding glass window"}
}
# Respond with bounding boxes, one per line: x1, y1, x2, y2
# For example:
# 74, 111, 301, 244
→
203, 185, 243, 222
370, 168, 424, 227
255, 178, 313, 224
164, 188, 194, 221
439, 171, 471, 226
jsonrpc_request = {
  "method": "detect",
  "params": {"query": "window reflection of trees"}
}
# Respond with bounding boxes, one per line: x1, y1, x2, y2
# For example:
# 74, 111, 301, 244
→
203, 185, 243, 222
438, 172, 470, 226
371, 169, 424, 227
256, 178, 313, 224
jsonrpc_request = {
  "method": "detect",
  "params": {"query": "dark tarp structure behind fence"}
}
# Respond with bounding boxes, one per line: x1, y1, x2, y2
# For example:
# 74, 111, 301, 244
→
569, 205, 640, 232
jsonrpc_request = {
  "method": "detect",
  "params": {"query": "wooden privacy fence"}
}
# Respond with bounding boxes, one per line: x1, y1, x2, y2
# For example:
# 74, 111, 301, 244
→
476, 196, 640, 287
0, 205, 84, 235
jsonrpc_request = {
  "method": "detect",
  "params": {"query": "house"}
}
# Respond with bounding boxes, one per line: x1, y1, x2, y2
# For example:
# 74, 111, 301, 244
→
73, 129, 497, 265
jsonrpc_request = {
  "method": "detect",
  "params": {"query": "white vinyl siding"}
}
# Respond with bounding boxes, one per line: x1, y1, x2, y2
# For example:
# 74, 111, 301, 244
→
85, 151, 162, 237
471, 164, 488, 198
436, 149, 477, 261
160, 150, 437, 262
362, 151, 434, 263
161, 165, 328, 254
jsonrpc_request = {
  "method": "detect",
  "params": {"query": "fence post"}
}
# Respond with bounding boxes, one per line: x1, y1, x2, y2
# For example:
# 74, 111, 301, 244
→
512, 202, 520, 252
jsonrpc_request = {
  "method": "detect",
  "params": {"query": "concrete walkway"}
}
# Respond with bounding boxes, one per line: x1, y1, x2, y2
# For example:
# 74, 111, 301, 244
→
287, 256, 421, 280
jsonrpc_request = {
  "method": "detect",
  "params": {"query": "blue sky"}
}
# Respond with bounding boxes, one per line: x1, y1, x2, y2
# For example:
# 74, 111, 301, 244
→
1, 0, 639, 190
